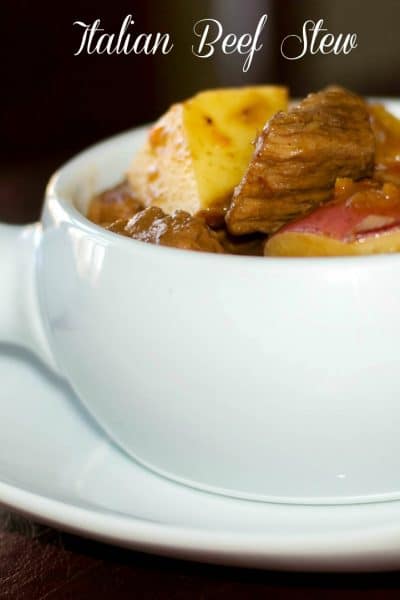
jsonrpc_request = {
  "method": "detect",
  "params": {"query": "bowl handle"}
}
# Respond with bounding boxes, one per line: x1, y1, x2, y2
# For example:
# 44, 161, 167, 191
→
0, 222, 60, 373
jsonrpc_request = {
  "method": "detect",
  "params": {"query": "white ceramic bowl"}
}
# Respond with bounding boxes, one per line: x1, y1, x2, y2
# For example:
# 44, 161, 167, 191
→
2, 101, 400, 505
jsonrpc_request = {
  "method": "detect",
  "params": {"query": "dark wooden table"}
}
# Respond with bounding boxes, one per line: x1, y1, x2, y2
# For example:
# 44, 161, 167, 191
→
2, 158, 400, 598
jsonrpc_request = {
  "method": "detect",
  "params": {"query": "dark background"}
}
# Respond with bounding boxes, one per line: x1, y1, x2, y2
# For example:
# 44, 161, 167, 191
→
1, 0, 400, 223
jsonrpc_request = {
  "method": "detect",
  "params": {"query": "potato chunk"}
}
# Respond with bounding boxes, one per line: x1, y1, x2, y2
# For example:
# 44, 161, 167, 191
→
369, 104, 400, 185
128, 86, 287, 217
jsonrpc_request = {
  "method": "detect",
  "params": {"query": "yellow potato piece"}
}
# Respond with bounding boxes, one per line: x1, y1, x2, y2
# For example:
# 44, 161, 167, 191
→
265, 231, 400, 257
128, 86, 288, 216
370, 104, 400, 169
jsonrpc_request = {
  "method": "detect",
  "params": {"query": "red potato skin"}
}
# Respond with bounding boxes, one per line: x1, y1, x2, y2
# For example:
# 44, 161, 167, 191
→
265, 178, 400, 256
280, 198, 400, 242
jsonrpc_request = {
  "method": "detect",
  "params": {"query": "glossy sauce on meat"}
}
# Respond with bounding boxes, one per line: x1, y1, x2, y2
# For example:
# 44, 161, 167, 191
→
108, 207, 224, 253
88, 182, 264, 254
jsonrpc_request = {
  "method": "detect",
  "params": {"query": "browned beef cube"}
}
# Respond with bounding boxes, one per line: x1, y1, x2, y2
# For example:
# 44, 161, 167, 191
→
226, 87, 375, 235
108, 207, 224, 253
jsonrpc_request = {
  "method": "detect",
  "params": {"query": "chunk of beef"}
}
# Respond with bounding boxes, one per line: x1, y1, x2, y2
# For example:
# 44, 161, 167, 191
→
108, 207, 224, 253
226, 87, 376, 235
87, 181, 143, 226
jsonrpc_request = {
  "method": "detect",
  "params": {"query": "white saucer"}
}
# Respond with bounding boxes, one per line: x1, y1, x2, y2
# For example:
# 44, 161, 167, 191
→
2, 346, 400, 572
